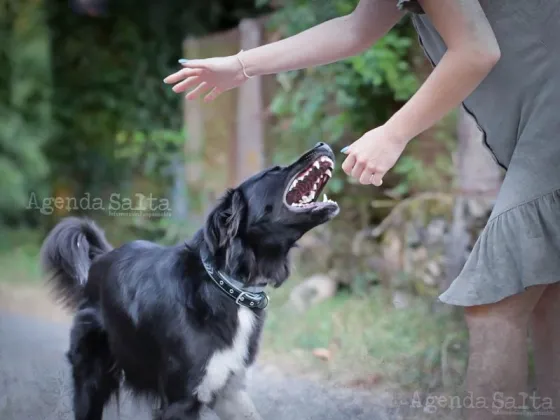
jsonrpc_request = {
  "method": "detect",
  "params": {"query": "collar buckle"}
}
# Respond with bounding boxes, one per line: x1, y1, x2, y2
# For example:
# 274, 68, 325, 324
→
235, 291, 249, 305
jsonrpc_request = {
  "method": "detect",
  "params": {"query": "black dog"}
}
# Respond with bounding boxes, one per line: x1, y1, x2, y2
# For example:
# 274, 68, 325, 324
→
40, 142, 339, 420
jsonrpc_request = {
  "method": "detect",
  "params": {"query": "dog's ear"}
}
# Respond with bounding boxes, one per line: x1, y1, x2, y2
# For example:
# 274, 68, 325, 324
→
204, 189, 247, 253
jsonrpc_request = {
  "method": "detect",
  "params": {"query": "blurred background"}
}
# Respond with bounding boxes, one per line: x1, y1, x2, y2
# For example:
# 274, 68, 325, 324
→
0, 0, 505, 412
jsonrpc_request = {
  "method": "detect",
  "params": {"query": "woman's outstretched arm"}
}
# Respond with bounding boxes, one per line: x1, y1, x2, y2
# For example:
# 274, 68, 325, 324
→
164, 0, 404, 101
237, 0, 404, 76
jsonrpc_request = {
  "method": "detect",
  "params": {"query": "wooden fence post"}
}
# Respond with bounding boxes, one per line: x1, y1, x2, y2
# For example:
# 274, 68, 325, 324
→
235, 18, 265, 184
183, 29, 240, 219
183, 36, 206, 223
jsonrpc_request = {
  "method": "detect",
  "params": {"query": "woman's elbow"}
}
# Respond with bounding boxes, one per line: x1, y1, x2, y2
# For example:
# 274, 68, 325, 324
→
463, 42, 501, 74
482, 43, 501, 67
476, 36, 502, 69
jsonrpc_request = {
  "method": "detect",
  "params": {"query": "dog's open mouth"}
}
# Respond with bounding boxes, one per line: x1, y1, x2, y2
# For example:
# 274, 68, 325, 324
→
284, 155, 338, 211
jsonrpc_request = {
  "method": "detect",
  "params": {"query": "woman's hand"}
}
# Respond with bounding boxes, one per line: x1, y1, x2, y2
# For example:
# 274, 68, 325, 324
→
163, 55, 248, 102
340, 125, 409, 186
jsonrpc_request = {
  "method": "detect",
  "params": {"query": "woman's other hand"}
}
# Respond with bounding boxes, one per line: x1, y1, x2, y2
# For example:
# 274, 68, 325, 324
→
340, 125, 409, 186
163, 55, 248, 102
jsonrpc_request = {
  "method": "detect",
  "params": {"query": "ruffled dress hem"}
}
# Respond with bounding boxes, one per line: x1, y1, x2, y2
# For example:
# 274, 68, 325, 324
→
439, 189, 560, 307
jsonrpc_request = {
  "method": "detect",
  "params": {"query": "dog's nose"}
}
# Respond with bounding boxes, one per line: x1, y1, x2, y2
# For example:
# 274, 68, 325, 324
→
315, 142, 326, 148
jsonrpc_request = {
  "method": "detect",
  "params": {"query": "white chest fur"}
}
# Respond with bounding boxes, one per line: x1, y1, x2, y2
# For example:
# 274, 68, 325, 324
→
195, 307, 256, 404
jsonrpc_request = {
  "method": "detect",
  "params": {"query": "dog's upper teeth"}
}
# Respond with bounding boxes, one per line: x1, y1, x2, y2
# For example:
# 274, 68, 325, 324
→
326, 169, 332, 178
313, 161, 320, 169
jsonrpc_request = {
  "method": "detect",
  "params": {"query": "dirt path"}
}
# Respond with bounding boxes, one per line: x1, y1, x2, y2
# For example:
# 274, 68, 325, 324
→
0, 283, 70, 323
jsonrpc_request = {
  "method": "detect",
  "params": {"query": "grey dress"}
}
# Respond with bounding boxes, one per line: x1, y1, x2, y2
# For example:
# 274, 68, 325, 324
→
398, 0, 560, 306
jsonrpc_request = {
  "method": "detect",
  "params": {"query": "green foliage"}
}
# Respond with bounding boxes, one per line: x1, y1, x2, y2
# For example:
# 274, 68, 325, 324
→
265, 0, 419, 155
0, 0, 51, 221
115, 128, 185, 179
44, 0, 269, 194
0, 0, 273, 229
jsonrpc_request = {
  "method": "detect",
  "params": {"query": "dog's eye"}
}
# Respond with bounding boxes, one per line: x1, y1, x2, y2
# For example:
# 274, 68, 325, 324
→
265, 204, 273, 213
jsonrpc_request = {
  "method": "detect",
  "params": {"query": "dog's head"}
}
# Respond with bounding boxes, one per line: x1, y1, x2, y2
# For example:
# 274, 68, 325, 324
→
203, 142, 339, 288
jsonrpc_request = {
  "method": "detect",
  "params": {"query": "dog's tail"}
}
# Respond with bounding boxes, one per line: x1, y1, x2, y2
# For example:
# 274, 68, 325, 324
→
40, 217, 113, 310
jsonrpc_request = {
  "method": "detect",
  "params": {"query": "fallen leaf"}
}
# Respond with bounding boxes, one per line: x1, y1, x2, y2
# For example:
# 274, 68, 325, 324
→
312, 348, 331, 362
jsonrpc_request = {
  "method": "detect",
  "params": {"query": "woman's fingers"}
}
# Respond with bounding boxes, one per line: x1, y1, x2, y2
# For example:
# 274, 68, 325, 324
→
172, 76, 202, 93
204, 87, 223, 102
359, 168, 374, 185
185, 81, 212, 100
371, 173, 384, 187
341, 153, 356, 176
164, 68, 203, 84
350, 158, 366, 179
179, 59, 211, 69
343, 152, 384, 186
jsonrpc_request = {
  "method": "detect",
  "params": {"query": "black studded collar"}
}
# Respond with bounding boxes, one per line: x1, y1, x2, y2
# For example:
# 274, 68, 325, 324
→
199, 247, 269, 310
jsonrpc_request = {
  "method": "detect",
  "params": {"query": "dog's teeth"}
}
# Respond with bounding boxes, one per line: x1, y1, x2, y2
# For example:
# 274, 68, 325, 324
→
303, 192, 314, 203
323, 193, 328, 202
326, 169, 332, 178
313, 161, 320, 169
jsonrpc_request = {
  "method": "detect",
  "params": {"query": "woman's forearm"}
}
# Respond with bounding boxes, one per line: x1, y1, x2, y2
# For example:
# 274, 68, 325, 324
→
239, 0, 403, 77
384, 49, 499, 143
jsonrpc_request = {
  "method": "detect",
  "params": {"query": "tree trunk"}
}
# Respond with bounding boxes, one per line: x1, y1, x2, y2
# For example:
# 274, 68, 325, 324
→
443, 108, 504, 293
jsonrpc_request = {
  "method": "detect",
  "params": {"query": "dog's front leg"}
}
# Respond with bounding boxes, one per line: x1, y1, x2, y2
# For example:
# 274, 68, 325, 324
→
211, 372, 262, 420
213, 389, 262, 420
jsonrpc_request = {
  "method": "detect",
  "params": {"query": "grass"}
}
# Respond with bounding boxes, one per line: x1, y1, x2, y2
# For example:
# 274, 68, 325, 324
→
0, 228, 43, 285
261, 277, 469, 392
0, 227, 470, 394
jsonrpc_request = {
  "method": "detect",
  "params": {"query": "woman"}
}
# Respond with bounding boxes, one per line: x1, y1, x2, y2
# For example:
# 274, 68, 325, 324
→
164, 1, 560, 418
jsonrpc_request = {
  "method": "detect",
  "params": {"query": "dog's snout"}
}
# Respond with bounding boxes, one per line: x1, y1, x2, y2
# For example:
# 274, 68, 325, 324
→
313, 142, 333, 154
